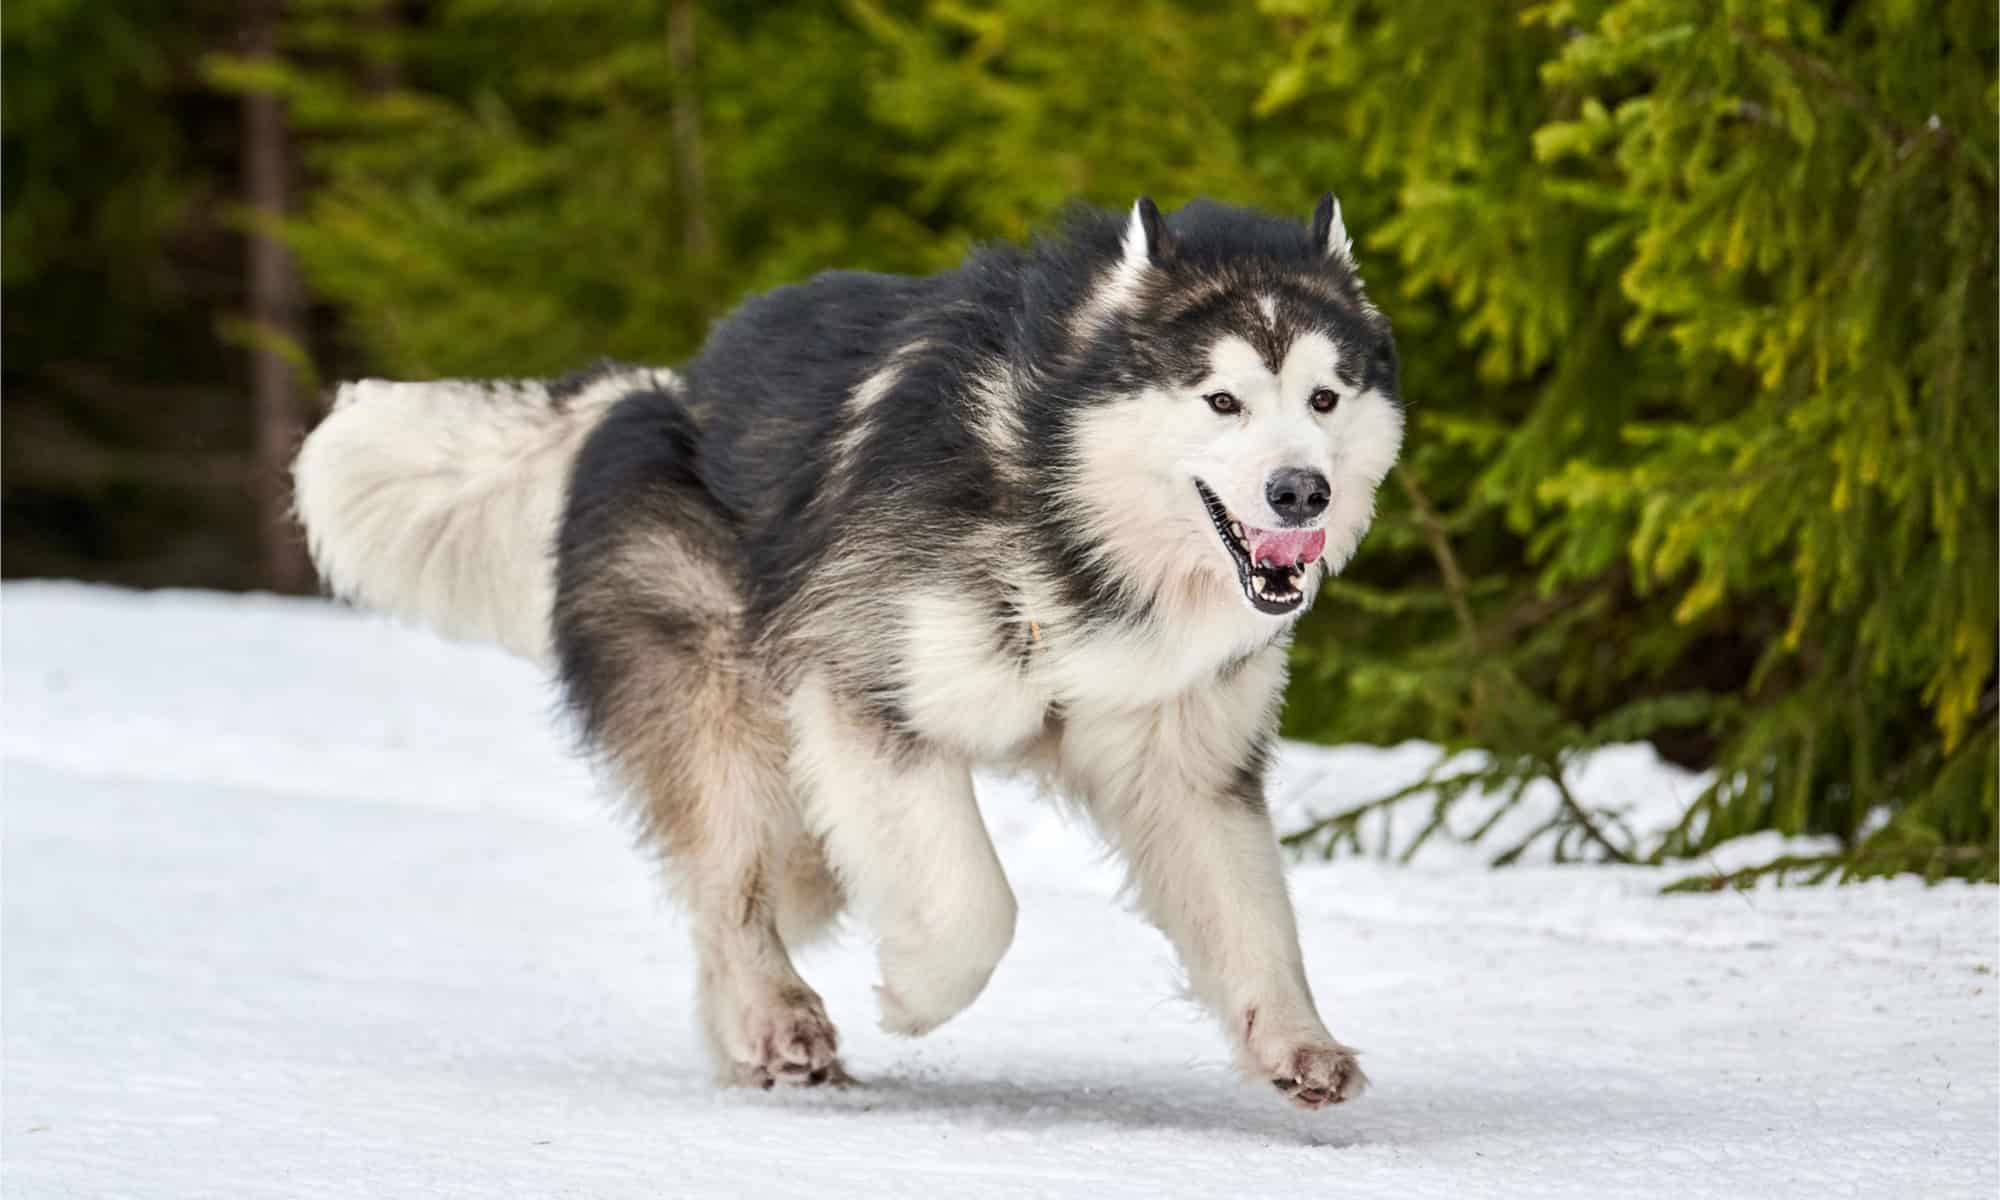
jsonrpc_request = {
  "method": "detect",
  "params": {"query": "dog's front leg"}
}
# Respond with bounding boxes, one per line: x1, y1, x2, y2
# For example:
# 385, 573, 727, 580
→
788, 672, 1018, 1037
1062, 700, 1366, 1110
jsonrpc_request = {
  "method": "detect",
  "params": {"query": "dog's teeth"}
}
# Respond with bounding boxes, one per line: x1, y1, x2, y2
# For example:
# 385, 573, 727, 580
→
1231, 522, 1244, 539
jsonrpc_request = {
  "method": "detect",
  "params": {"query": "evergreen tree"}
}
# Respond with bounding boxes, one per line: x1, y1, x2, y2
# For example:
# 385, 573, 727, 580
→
3, 1, 268, 586
72, 0, 1995, 878
1263, 0, 1996, 879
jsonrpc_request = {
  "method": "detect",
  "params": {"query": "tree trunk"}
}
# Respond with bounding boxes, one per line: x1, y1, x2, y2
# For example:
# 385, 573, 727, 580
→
666, 0, 709, 260
243, 0, 313, 593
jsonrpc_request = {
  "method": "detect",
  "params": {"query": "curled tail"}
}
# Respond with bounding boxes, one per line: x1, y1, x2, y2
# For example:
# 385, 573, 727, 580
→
292, 364, 677, 664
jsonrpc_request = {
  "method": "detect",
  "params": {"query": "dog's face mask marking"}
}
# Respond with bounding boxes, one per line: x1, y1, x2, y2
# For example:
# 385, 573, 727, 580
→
1065, 196, 1405, 620
1174, 328, 1402, 614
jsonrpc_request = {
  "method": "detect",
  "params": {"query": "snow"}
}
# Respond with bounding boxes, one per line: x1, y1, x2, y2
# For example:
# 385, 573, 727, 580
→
4, 581, 1995, 1198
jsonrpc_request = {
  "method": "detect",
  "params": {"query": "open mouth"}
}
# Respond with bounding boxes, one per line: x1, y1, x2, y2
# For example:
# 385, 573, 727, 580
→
1195, 480, 1326, 615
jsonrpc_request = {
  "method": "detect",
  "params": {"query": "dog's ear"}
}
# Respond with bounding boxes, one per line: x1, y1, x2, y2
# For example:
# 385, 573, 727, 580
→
1310, 192, 1355, 267
1121, 196, 1173, 270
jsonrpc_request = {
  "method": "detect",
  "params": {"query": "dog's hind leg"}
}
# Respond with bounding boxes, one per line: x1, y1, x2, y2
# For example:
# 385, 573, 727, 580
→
772, 833, 847, 952
787, 671, 1017, 1037
673, 726, 845, 1089
555, 486, 845, 1087
585, 629, 844, 1086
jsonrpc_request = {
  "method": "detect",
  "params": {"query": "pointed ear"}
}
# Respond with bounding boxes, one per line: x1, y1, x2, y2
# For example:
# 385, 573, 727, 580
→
1121, 196, 1171, 270
1311, 192, 1354, 265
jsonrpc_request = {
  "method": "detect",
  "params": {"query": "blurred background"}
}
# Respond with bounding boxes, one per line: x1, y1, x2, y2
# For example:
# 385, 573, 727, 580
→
3, 0, 1994, 878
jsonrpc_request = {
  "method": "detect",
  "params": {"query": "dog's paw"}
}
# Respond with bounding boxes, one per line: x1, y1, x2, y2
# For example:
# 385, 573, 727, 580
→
874, 983, 925, 1037
1266, 1041, 1367, 1110
875, 981, 956, 1038
872, 942, 1003, 1037
1239, 1008, 1367, 1110
727, 1055, 852, 1090
723, 986, 844, 1089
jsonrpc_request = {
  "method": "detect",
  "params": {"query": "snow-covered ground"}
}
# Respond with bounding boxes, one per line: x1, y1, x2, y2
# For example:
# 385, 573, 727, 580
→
4, 582, 1995, 1198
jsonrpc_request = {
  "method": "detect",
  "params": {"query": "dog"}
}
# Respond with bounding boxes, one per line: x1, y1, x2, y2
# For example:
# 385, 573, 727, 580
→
293, 194, 1404, 1109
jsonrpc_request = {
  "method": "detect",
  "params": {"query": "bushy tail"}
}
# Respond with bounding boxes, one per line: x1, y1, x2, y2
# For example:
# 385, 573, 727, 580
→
292, 365, 676, 664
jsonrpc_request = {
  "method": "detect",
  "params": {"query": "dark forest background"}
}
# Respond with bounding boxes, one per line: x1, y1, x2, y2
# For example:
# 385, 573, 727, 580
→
5, 0, 1995, 878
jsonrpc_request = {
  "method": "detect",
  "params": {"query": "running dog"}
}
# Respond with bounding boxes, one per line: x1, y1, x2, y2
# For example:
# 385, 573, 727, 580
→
293, 194, 1404, 1109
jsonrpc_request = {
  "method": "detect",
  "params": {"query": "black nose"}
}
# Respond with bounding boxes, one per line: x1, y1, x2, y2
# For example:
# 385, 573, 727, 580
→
1265, 468, 1330, 525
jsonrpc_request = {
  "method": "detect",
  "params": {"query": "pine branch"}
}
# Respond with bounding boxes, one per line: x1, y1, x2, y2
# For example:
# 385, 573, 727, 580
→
1664, 846, 2000, 893
1279, 770, 1458, 857
1393, 467, 1636, 864
1543, 754, 1635, 864
1396, 466, 1480, 646
1728, 21, 1997, 194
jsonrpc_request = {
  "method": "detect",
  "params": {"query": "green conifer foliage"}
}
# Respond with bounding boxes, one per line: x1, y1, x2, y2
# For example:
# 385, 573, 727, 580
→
254, 1, 1993, 877
1270, 0, 1996, 877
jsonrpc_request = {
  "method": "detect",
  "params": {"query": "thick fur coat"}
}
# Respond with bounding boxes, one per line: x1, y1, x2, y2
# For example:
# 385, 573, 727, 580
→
293, 195, 1404, 1108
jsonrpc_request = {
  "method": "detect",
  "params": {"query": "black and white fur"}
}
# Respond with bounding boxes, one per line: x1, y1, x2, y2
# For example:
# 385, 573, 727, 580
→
294, 195, 1404, 1108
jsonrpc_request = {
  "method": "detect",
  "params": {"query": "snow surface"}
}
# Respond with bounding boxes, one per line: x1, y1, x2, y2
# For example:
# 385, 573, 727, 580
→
4, 582, 1995, 1198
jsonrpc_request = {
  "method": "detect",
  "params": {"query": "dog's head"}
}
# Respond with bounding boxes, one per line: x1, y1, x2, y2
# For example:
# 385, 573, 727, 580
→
1057, 195, 1405, 619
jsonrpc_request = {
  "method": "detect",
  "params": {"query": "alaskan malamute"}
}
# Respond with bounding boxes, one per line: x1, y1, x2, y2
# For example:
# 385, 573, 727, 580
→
294, 195, 1404, 1109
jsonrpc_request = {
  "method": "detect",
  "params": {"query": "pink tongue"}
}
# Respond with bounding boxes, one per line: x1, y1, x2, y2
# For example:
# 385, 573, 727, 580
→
1247, 527, 1326, 568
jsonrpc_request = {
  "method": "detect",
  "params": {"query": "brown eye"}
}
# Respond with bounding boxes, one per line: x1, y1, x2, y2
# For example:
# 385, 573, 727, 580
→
1310, 387, 1340, 414
1204, 391, 1241, 415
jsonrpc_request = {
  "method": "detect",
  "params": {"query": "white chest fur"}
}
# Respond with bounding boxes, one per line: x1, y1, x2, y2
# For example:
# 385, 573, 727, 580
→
897, 583, 1290, 764
897, 589, 1052, 759
1035, 599, 1284, 713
